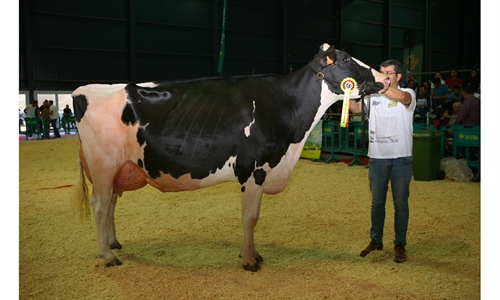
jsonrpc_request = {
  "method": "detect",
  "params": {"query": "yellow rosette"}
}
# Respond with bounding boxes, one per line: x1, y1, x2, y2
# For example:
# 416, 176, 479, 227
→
340, 77, 357, 128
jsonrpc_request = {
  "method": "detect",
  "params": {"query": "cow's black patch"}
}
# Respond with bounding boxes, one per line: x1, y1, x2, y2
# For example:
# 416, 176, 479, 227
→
72, 94, 88, 123
138, 159, 143, 168
121, 75, 321, 185
253, 169, 266, 186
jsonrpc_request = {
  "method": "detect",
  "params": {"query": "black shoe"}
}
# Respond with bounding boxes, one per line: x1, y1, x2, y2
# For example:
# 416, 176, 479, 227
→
360, 240, 383, 257
393, 244, 406, 263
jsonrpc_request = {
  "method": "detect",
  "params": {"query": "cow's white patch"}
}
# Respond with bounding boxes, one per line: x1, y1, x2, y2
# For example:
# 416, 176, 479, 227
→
351, 57, 371, 70
199, 155, 238, 187
137, 82, 159, 88
243, 101, 256, 137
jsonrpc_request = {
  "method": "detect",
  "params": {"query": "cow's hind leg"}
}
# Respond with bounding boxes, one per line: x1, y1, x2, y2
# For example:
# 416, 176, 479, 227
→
108, 193, 122, 250
239, 181, 264, 272
91, 185, 122, 267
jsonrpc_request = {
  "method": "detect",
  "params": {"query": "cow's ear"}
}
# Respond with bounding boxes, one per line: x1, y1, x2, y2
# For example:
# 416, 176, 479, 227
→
320, 45, 337, 67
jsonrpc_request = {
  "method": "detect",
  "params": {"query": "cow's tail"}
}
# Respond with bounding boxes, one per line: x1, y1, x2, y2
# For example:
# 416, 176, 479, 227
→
72, 157, 91, 221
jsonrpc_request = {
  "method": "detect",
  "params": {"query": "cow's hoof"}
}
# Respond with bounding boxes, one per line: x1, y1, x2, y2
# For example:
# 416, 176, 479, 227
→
105, 258, 122, 267
239, 254, 264, 263
242, 263, 260, 272
110, 242, 122, 250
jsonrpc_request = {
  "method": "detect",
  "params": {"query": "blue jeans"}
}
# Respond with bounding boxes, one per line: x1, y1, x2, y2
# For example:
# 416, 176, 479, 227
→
368, 157, 413, 246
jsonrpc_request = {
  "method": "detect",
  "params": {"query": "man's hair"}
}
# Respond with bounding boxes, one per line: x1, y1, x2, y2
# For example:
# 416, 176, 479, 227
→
463, 85, 476, 94
380, 59, 403, 74
432, 77, 441, 84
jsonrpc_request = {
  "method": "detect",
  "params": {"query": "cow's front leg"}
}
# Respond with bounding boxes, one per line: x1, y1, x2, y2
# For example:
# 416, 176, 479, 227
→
107, 193, 122, 250
91, 187, 122, 267
239, 181, 264, 272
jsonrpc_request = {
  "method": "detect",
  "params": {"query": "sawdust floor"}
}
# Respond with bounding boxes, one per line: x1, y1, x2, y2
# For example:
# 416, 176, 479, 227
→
19, 136, 480, 299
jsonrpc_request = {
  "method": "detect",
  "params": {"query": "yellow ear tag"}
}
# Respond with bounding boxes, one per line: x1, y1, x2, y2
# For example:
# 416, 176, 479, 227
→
326, 56, 334, 65
340, 77, 357, 128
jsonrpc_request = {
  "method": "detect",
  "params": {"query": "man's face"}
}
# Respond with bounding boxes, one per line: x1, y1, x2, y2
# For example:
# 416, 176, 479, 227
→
380, 65, 401, 87
450, 70, 457, 77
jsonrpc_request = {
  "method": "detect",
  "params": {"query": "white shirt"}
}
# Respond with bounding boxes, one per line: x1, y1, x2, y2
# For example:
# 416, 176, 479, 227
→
24, 105, 37, 118
365, 87, 416, 159
49, 105, 58, 120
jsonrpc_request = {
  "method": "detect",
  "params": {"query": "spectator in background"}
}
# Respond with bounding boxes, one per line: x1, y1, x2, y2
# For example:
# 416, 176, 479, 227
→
464, 69, 480, 93
431, 77, 450, 115
447, 101, 462, 126
63, 105, 73, 134
430, 71, 445, 93
414, 85, 431, 122
49, 100, 61, 138
444, 69, 463, 90
433, 108, 449, 130
40, 100, 51, 139
409, 74, 420, 91
444, 85, 464, 112
407, 78, 418, 95
454, 85, 480, 125
24, 100, 40, 139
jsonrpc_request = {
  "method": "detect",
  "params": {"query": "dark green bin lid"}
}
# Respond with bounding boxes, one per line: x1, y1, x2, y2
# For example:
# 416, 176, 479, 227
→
412, 130, 444, 138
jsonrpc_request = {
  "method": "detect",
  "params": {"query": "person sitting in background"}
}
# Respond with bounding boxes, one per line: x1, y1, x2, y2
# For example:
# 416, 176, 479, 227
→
453, 85, 480, 125
409, 74, 419, 91
464, 69, 480, 93
444, 69, 463, 91
431, 77, 450, 115
447, 101, 462, 126
433, 108, 449, 130
407, 79, 418, 95
414, 85, 431, 122
444, 85, 464, 112
430, 71, 445, 93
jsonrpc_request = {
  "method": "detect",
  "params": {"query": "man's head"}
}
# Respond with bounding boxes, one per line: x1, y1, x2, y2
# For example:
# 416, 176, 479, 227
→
43, 100, 49, 106
453, 85, 462, 95
432, 77, 442, 86
418, 85, 427, 95
462, 85, 476, 96
32, 100, 38, 107
49, 100, 54, 105
450, 69, 458, 78
435, 71, 442, 79
452, 101, 462, 113
379, 59, 403, 87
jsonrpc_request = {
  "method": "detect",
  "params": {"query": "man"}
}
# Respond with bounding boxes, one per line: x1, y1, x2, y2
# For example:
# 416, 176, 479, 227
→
40, 100, 51, 139
445, 69, 463, 91
63, 104, 73, 134
430, 71, 445, 92
431, 77, 450, 116
24, 100, 40, 139
414, 85, 431, 122
49, 100, 61, 138
349, 59, 416, 263
454, 85, 480, 125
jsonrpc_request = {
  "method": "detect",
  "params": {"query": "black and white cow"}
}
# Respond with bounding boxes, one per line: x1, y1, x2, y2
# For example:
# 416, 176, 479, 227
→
72, 43, 386, 271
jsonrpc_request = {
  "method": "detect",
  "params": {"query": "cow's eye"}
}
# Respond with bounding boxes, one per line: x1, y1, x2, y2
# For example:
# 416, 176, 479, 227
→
343, 57, 350, 62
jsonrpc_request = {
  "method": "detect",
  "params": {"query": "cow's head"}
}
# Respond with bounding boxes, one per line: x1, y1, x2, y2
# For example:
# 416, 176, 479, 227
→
309, 43, 385, 98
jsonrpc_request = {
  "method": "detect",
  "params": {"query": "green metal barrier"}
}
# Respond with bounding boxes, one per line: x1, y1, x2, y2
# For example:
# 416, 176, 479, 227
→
452, 124, 480, 182
343, 121, 368, 166
316, 121, 343, 163
318, 121, 368, 166
20, 117, 43, 140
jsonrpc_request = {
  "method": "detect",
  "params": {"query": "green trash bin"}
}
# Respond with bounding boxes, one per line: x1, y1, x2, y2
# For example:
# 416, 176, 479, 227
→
412, 130, 444, 181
